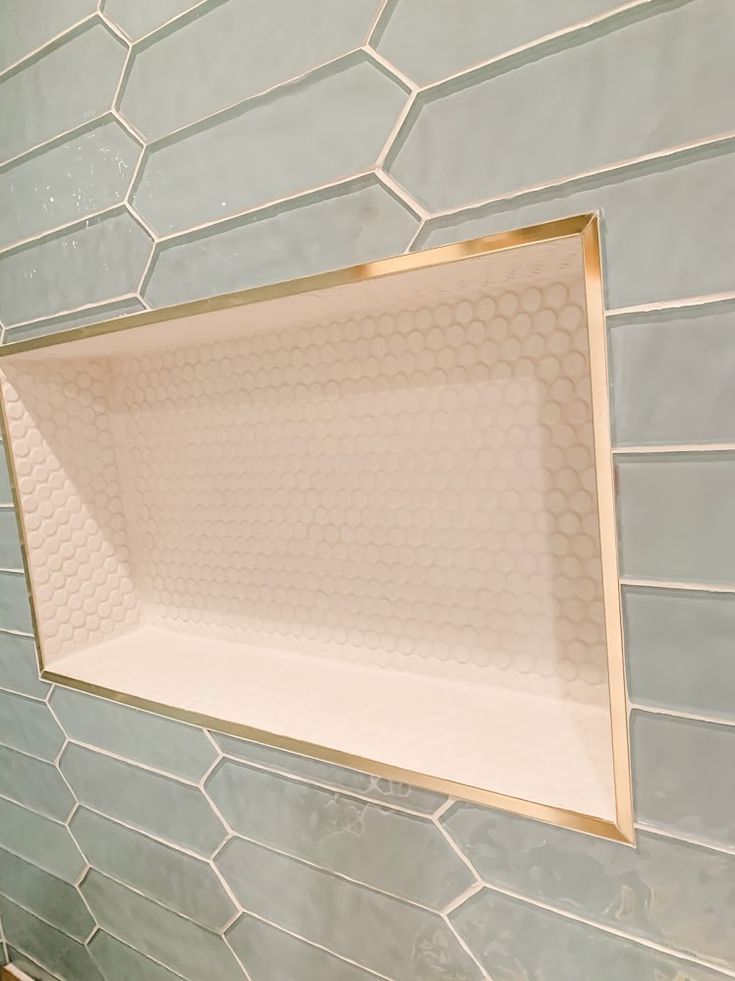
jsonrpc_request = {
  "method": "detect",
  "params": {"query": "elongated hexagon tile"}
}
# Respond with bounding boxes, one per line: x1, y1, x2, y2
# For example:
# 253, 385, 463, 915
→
70, 808, 236, 931
6, 950, 58, 981
0, 0, 96, 72
0, 120, 142, 252
0, 689, 65, 761
0, 848, 94, 941
632, 712, 735, 848
451, 889, 731, 981
0, 573, 33, 633
375, 0, 619, 86
216, 837, 483, 981
441, 805, 735, 970
388, 0, 735, 212
0, 633, 48, 700
0, 744, 74, 820
103, 0, 205, 40
0, 898, 102, 981
60, 744, 227, 857
50, 687, 217, 781
121, 0, 383, 140
0, 797, 85, 882
212, 729, 445, 815
88, 931, 184, 981
81, 871, 246, 981
206, 759, 471, 908
624, 587, 735, 721
0, 509, 22, 570
5, 297, 146, 345
144, 177, 419, 308
0, 455, 12, 505
132, 55, 408, 236
617, 454, 735, 586
228, 915, 384, 981
0, 23, 127, 164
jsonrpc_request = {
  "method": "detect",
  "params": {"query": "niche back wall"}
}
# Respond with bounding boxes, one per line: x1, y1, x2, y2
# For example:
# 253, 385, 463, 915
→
0, 1, 734, 980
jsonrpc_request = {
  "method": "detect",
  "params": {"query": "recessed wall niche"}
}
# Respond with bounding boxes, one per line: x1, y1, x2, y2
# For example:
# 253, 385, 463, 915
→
0, 215, 633, 842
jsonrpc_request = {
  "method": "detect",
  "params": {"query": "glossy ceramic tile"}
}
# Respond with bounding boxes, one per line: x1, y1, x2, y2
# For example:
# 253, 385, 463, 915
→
103, 0, 205, 40
70, 808, 236, 930
5, 949, 57, 981
624, 587, 735, 720
375, 0, 619, 85
212, 729, 445, 813
132, 55, 407, 235
452, 889, 731, 981
50, 687, 217, 781
0, 455, 12, 504
389, 0, 735, 211
0, 211, 152, 327
0, 0, 96, 72
0, 744, 74, 820
442, 806, 735, 969
216, 837, 483, 981
0, 633, 48, 699
0, 573, 33, 633
5, 297, 146, 344
0, 797, 84, 882
617, 455, 735, 585
632, 711, 735, 848
0, 510, 22, 570
143, 177, 419, 308
206, 759, 471, 908
421, 142, 735, 310
121, 0, 382, 140
228, 915, 384, 981
0, 689, 64, 761
81, 871, 245, 981
59, 744, 227, 857
0, 849, 94, 941
611, 304, 735, 445
0, 898, 102, 981
0, 23, 126, 164
88, 931, 184, 981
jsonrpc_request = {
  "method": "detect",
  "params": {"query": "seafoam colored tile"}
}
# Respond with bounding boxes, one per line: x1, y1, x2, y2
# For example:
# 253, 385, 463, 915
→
0, 898, 102, 981
0, 744, 74, 820
0, 509, 22, 569
389, 0, 735, 212
0, 796, 84, 882
206, 760, 471, 908
0, 23, 127, 163
216, 837, 482, 981
0, 210, 152, 327
5, 296, 145, 344
0, 848, 94, 941
624, 587, 735, 720
59, 744, 226, 857
71, 808, 236, 930
0, 453, 12, 503
133, 55, 407, 235
442, 805, 735, 970
632, 711, 735, 848
81, 871, 245, 981
104, 0, 203, 40
122, 0, 382, 140
420, 139, 735, 312
611, 303, 735, 446
89, 931, 184, 981
0, 633, 46, 699
0, 688, 64, 760
617, 454, 735, 585
452, 889, 731, 981
211, 731, 444, 814
0, 0, 96, 72
0, 120, 142, 251
0, 572, 33, 633
5, 950, 57, 981
50, 686, 216, 781
228, 915, 382, 981
375, 0, 619, 85
144, 177, 419, 308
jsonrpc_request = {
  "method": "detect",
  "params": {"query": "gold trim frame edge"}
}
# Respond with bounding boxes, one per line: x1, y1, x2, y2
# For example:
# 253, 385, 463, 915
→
0, 213, 635, 845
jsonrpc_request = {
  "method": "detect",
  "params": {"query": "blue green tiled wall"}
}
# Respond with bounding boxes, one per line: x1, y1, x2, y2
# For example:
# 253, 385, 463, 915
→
0, 1, 734, 978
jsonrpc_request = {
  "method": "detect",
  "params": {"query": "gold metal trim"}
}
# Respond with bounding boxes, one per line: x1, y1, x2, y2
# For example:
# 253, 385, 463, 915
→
0, 213, 635, 844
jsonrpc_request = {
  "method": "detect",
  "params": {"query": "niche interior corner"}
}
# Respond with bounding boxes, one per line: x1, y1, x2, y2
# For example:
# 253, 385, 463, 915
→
0, 214, 633, 843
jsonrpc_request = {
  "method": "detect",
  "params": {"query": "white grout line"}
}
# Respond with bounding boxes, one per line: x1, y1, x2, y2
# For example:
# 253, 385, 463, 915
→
0, 627, 35, 640
635, 821, 735, 858
370, 168, 428, 219
59, 736, 205, 787
364, 44, 418, 92
0, 206, 123, 259
620, 577, 735, 595
0, 684, 48, 703
365, 0, 393, 46
124, 201, 159, 243
2, 939, 66, 981
3, 294, 141, 335
108, 106, 146, 146
0, 114, 114, 172
221, 930, 254, 981
81, 920, 195, 981
607, 289, 735, 318
133, 0, 212, 47
97, 10, 132, 47
135, 243, 158, 299
375, 91, 416, 169
613, 443, 735, 455
0, 567, 23, 576
630, 701, 735, 729
0, 14, 98, 84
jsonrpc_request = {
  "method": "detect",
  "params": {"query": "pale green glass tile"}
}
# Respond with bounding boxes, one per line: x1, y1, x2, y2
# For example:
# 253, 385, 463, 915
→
0, 688, 64, 760
0, 796, 84, 882
0, 453, 12, 504
89, 931, 184, 981
5, 296, 145, 344
0, 0, 96, 72
0, 573, 33, 633
0, 897, 102, 981
104, 0, 202, 40
0, 510, 22, 570
0, 848, 94, 941
0, 744, 74, 819
0, 633, 47, 700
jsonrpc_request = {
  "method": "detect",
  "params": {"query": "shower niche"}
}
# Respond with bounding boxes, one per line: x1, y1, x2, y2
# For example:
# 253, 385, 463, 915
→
0, 214, 633, 841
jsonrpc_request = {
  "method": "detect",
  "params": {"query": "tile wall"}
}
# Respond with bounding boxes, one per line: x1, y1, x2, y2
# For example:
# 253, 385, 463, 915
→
0, 1, 733, 978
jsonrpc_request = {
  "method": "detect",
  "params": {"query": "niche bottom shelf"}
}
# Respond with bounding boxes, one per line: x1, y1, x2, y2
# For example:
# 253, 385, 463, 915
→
46, 624, 615, 821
